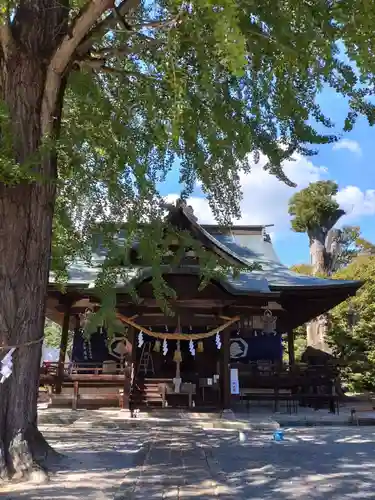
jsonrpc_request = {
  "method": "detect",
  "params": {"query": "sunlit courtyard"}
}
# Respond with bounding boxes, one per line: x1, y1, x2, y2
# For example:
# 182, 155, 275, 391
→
4, 411, 375, 500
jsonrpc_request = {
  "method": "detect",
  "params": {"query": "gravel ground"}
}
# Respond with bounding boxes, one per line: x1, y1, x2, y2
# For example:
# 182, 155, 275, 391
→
212, 426, 375, 499
3, 413, 375, 499
2, 419, 150, 500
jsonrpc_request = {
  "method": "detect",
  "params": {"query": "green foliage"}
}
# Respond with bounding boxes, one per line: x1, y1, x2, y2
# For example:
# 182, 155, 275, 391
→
356, 237, 375, 256
2, 1, 375, 317
290, 263, 313, 276
43, 319, 62, 349
282, 329, 307, 363
288, 181, 344, 235
293, 331, 308, 362
328, 255, 375, 392
290, 227, 373, 275
290, 230, 371, 366
334, 226, 361, 270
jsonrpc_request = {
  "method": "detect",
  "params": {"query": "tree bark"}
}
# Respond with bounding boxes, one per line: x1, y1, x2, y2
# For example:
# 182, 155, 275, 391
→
309, 238, 327, 275
0, 1, 68, 481
307, 231, 331, 352
0, 0, 117, 481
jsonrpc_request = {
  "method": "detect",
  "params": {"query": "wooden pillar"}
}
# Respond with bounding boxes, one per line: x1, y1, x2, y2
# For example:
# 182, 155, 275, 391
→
122, 326, 136, 410
128, 326, 137, 367
56, 304, 73, 394
222, 328, 231, 409
287, 331, 295, 366
72, 380, 79, 410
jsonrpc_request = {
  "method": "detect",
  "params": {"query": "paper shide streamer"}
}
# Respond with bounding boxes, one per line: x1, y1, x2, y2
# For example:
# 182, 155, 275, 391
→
0, 348, 15, 384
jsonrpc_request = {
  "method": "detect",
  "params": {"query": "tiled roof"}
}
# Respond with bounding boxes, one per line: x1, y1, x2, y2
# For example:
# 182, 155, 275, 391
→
50, 209, 361, 295
207, 230, 360, 291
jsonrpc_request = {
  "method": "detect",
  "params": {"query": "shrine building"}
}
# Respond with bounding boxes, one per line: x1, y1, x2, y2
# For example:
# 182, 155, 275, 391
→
41, 202, 361, 411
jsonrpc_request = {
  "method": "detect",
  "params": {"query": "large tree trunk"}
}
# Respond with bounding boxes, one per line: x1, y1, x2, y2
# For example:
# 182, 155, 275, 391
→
306, 315, 331, 353
0, 1, 68, 481
309, 237, 327, 275
307, 232, 331, 352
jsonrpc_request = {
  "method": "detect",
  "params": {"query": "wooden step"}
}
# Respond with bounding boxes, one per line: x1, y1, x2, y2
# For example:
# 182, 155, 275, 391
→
144, 378, 173, 383
131, 392, 163, 399
131, 397, 163, 403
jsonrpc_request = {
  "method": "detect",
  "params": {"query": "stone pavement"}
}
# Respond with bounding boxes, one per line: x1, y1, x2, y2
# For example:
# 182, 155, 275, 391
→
114, 423, 375, 500
4, 409, 375, 499
114, 425, 228, 499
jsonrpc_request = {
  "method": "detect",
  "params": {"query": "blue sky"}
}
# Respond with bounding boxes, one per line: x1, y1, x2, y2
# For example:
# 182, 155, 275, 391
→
161, 89, 374, 268
276, 112, 374, 266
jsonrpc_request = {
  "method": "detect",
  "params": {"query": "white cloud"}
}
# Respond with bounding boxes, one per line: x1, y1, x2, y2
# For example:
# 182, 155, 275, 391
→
167, 153, 374, 236
332, 139, 362, 155
336, 186, 375, 220
167, 152, 328, 234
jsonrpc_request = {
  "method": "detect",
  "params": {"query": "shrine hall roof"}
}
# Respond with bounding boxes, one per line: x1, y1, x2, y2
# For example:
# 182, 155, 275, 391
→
50, 203, 362, 297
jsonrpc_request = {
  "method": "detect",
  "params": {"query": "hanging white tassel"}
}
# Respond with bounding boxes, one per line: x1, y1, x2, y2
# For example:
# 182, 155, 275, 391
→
215, 332, 222, 350
162, 338, 168, 356
189, 339, 195, 357
83, 339, 92, 360
138, 331, 144, 348
0, 348, 15, 384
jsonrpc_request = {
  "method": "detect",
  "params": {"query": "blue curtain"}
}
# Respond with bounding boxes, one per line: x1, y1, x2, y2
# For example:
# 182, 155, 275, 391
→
71, 328, 114, 363
230, 332, 282, 362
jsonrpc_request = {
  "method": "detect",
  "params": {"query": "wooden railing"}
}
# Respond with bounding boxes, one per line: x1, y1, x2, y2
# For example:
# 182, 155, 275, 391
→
41, 361, 128, 375
40, 361, 134, 409
40, 361, 132, 385
232, 362, 341, 391
232, 361, 340, 374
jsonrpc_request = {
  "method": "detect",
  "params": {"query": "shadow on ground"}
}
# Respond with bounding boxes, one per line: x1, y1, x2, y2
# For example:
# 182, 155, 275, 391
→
3, 420, 375, 499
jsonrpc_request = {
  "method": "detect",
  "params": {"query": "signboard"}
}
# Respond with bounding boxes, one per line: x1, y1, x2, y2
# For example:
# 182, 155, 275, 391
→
230, 368, 240, 395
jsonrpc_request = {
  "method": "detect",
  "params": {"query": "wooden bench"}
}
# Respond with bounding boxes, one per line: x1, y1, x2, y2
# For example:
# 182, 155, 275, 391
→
159, 382, 196, 408
294, 393, 340, 414
240, 389, 298, 414
71, 380, 128, 410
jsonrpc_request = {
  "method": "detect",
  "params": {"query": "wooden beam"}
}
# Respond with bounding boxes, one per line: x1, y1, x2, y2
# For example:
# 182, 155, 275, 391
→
287, 331, 295, 366
116, 295, 273, 307
73, 381, 79, 410
125, 326, 136, 410
134, 298, 238, 308
281, 293, 352, 330
221, 329, 231, 409
56, 303, 74, 394
116, 312, 224, 327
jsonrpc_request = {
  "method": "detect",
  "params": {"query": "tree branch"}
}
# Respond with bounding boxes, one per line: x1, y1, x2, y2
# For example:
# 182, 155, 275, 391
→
131, 15, 182, 30
112, 5, 133, 31
85, 35, 162, 58
77, 58, 157, 82
77, 0, 140, 58
41, 0, 115, 136
89, 45, 132, 58
0, 2, 15, 60
0, 24, 13, 59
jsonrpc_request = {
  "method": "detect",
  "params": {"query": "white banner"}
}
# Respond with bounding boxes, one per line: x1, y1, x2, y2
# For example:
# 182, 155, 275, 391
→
230, 368, 240, 395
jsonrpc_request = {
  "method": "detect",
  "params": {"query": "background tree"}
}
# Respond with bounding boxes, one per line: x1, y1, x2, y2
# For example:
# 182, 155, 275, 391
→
290, 263, 313, 276
288, 182, 364, 351
290, 224, 375, 359
43, 320, 63, 351
329, 254, 375, 392
1, 0, 375, 481
288, 181, 346, 275
289, 225, 373, 276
